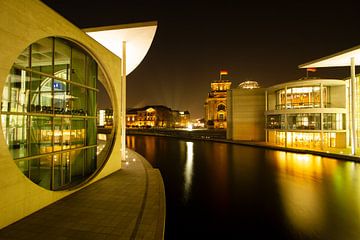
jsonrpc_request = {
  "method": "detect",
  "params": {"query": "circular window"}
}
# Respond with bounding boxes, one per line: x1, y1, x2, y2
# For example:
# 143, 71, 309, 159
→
1, 37, 103, 190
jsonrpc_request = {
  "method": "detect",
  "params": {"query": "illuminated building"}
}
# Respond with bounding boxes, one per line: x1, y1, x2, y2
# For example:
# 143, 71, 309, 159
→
204, 71, 232, 129
173, 110, 191, 128
0, 0, 157, 228
238, 80, 260, 89
299, 45, 360, 154
265, 79, 347, 150
126, 106, 190, 128
227, 81, 265, 140
97, 109, 113, 128
126, 105, 173, 128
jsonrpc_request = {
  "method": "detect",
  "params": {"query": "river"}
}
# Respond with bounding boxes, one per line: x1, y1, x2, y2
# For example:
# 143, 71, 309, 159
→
126, 135, 360, 240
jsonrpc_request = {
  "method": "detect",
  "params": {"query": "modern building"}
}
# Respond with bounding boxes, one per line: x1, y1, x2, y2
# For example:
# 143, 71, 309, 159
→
227, 81, 265, 141
265, 79, 347, 150
204, 72, 232, 129
0, 0, 157, 228
299, 45, 360, 154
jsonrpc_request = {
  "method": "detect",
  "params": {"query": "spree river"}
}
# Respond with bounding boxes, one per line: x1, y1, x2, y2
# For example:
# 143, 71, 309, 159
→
126, 135, 360, 240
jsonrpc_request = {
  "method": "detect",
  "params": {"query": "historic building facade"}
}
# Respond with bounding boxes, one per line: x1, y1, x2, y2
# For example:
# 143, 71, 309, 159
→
126, 105, 190, 128
204, 76, 232, 129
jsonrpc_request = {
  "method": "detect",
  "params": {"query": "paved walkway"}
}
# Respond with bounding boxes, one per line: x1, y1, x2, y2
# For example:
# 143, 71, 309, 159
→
0, 149, 166, 240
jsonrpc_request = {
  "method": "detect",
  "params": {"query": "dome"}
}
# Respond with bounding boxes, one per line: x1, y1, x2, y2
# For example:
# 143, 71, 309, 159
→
238, 80, 260, 89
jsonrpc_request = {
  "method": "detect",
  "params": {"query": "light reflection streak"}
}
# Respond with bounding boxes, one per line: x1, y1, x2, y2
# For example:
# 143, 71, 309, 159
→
272, 151, 325, 234
184, 141, 194, 202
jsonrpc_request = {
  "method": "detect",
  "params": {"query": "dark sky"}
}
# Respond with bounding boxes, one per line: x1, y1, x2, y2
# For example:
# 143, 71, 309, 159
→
41, 0, 359, 118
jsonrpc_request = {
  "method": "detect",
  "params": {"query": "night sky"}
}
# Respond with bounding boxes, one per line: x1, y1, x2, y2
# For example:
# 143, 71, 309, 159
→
41, 0, 359, 118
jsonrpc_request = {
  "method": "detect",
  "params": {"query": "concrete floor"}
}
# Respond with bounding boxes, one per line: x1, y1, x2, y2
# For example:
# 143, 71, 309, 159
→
0, 149, 165, 240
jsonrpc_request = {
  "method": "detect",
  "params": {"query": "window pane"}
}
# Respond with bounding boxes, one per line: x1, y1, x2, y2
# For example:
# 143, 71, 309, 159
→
53, 117, 62, 151
30, 116, 52, 155
53, 80, 68, 114
71, 149, 84, 181
71, 85, 86, 115
1, 115, 28, 158
86, 56, 97, 88
86, 119, 96, 146
31, 38, 53, 75
85, 147, 96, 176
14, 46, 30, 68
71, 118, 85, 148
1, 68, 31, 113
62, 152, 71, 185
71, 47, 85, 84
87, 89, 96, 116
29, 156, 51, 190
63, 118, 71, 148
30, 74, 53, 113
54, 38, 71, 79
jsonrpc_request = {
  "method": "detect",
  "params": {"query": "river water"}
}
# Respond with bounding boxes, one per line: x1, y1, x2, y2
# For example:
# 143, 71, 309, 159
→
126, 135, 360, 240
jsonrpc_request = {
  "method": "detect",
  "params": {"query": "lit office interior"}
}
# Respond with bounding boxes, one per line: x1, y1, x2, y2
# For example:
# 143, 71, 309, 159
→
1, 37, 99, 190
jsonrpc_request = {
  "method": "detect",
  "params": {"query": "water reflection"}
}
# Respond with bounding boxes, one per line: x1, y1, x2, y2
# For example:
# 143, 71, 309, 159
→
268, 151, 360, 239
184, 142, 194, 202
128, 135, 360, 239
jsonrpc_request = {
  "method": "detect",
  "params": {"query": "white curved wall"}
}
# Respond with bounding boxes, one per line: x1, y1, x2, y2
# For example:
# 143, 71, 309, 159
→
0, 0, 125, 228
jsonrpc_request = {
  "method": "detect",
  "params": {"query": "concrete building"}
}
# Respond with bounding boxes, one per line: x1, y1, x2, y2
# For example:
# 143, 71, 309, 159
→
204, 73, 232, 129
265, 79, 347, 150
227, 81, 265, 141
0, 0, 157, 228
299, 45, 360, 154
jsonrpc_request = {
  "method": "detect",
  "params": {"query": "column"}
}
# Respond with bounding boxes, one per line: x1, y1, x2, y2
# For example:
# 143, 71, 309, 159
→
350, 57, 357, 155
121, 41, 127, 160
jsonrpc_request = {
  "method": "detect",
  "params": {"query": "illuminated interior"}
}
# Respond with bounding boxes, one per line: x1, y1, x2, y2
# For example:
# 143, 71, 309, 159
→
275, 86, 328, 109
1, 37, 99, 190
266, 80, 347, 150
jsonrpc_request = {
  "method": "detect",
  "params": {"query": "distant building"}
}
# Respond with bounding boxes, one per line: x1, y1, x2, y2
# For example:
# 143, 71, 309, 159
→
204, 72, 232, 129
227, 81, 265, 141
172, 110, 191, 128
227, 78, 349, 151
126, 105, 189, 128
97, 109, 113, 128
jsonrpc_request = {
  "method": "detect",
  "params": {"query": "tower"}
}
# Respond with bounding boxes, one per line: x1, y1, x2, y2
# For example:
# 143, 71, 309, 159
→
204, 71, 232, 129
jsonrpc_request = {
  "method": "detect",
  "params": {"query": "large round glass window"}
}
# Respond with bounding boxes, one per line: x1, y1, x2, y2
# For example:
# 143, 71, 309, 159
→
1, 37, 100, 190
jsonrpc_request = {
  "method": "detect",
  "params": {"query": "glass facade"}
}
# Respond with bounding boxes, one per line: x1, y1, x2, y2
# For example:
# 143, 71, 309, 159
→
275, 86, 328, 109
1, 37, 98, 190
267, 113, 345, 131
267, 115, 285, 129
272, 131, 340, 149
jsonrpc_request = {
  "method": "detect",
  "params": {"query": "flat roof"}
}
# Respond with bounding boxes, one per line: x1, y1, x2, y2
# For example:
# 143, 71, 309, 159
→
299, 44, 360, 68
83, 21, 157, 75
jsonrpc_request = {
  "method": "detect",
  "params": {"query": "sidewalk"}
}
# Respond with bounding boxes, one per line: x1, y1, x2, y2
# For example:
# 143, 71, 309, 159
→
0, 149, 166, 240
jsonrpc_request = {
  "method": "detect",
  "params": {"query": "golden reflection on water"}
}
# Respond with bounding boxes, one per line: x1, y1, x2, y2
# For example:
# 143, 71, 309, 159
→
268, 151, 360, 237
184, 142, 194, 202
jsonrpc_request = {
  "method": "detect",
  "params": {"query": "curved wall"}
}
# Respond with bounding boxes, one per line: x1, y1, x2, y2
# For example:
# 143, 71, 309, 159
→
0, 0, 123, 228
